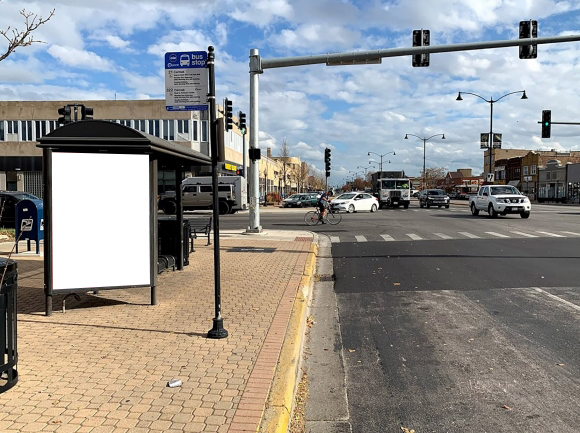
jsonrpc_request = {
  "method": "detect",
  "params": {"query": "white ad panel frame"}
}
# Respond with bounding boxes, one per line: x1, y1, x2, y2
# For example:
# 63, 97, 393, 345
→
51, 152, 151, 290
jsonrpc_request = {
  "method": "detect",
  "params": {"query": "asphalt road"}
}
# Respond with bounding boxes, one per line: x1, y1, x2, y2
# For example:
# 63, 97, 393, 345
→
299, 200, 580, 433
190, 201, 580, 432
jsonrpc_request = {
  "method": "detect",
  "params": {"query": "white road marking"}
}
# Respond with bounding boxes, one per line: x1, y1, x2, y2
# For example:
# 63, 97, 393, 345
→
434, 233, 452, 239
510, 231, 538, 238
534, 288, 580, 312
330, 236, 340, 243
536, 231, 565, 237
407, 233, 422, 240
485, 232, 510, 238
458, 232, 480, 239
561, 231, 580, 236
355, 235, 367, 242
381, 234, 395, 241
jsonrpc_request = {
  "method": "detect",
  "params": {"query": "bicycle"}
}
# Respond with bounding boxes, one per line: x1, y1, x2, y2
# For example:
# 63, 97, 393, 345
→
304, 207, 342, 226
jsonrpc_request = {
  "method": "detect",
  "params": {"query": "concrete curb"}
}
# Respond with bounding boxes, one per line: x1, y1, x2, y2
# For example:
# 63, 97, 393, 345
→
259, 240, 318, 433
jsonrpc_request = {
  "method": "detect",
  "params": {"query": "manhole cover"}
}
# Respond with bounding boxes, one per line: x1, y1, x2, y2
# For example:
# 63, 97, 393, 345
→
227, 247, 276, 253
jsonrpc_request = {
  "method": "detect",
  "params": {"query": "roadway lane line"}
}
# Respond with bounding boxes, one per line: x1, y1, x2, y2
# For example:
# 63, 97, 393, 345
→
330, 236, 340, 243
536, 231, 565, 237
458, 232, 480, 239
561, 231, 580, 236
510, 231, 538, 238
381, 234, 395, 241
534, 288, 580, 312
485, 232, 510, 238
407, 233, 422, 240
355, 235, 367, 242
434, 233, 452, 239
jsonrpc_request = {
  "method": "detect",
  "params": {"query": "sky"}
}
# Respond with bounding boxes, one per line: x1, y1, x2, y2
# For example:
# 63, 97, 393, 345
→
1, 0, 580, 186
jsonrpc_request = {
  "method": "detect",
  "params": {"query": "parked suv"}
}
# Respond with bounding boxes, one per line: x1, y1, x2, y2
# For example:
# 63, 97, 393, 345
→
0, 191, 41, 228
419, 189, 450, 208
158, 183, 237, 215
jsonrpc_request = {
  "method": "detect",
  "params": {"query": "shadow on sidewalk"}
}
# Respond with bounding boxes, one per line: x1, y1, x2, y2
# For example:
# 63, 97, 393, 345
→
18, 318, 208, 338
17, 288, 139, 316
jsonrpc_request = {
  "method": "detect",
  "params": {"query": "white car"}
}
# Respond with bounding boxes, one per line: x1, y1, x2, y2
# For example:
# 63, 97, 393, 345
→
469, 185, 532, 218
330, 192, 379, 213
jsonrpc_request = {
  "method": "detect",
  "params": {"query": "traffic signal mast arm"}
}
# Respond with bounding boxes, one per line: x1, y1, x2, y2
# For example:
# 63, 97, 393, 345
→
256, 35, 580, 71
537, 121, 580, 125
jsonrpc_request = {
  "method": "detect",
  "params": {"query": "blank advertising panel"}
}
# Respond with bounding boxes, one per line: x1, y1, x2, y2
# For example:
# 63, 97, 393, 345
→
51, 152, 151, 290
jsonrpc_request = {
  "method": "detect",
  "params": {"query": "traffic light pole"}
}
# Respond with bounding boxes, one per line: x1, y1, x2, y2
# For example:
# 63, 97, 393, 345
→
248, 34, 580, 230
248, 49, 262, 233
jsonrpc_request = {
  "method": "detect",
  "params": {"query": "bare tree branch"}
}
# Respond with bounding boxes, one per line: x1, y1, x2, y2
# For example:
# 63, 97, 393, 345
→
0, 4, 55, 62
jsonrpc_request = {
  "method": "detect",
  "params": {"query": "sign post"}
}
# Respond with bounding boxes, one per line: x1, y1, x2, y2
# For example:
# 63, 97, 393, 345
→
165, 48, 227, 339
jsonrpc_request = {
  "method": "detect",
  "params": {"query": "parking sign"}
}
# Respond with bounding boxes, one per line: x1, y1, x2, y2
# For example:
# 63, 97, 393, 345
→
165, 51, 209, 111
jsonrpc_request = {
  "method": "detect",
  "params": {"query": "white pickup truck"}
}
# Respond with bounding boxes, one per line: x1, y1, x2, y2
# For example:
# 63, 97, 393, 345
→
469, 185, 531, 218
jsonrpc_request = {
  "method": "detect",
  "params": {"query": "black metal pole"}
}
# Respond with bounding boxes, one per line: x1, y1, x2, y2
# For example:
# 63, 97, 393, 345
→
207, 46, 228, 339
43, 148, 53, 316
176, 165, 184, 271
423, 139, 426, 188
489, 100, 494, 182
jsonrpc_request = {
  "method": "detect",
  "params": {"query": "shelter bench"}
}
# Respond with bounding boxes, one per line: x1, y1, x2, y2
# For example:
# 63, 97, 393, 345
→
188, 217, 212, 252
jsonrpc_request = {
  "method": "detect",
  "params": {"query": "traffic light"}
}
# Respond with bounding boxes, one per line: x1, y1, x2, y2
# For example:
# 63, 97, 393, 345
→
519, 20, 538, 59
238, 111, 246, 131
236, 168, 244, 176
224, 98, 233, 131
542, 110, 551, 138
57, 105, 72, 125
81, 105, 93, 120
324, 148, 331, 176
412, 29, 430, 67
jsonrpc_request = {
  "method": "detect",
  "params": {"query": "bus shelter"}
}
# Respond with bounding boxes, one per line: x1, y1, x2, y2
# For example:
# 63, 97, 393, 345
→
38, 120, 211, 316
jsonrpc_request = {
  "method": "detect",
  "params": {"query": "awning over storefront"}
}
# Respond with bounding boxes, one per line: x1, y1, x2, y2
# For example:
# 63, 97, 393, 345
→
508, 180, 521, 186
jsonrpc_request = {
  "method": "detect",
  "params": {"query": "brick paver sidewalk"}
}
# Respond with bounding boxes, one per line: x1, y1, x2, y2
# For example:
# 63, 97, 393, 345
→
0, 233, 315, 432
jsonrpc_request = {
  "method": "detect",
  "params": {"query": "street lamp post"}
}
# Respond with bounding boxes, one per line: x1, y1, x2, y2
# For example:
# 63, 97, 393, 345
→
367, 151, 395, 172
404, 133, 445, 189
456, 90, 527, 182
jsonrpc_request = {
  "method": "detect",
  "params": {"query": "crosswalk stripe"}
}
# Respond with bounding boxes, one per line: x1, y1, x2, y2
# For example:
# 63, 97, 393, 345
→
485, 232, 510, 238
561, 231, 580, 236
355, 235, 367, 242
381, 234, 395, 241
458, 232, 480, 239
407, 233, 422, 240
536, 231, 564, 237
434, 233, 452, 239
510, 231, 538, 238
330, 236, 340, 243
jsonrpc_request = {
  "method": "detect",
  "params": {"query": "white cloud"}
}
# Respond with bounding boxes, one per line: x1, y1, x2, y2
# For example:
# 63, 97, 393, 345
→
230, 0, 293, 27
105, 35, 134, 52
47, 45, 114, 71
272, 24, 360, 50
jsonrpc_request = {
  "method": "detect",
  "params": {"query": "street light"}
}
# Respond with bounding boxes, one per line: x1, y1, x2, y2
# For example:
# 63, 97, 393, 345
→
404, 133, 445, 189
367, 151, 395, 172
456, 90, 527, 182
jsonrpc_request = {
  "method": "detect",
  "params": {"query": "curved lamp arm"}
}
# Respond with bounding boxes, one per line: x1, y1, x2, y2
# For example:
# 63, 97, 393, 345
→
495, 90, 527, 103
405, 133, 445, 141
456, 91, 490, 103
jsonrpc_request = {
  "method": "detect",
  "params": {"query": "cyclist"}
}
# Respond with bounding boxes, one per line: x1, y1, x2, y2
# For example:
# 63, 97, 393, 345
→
317, 191, 330, 223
